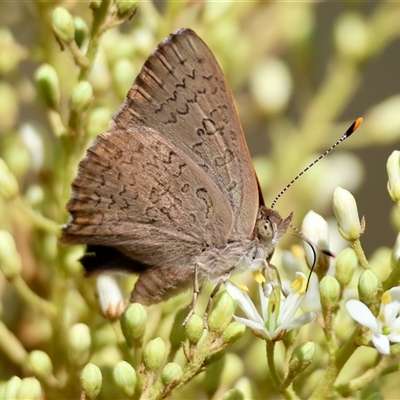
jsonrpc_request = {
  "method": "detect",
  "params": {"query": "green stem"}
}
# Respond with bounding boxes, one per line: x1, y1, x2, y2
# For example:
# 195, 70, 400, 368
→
11, 275, 57, 318
336, 355, 392, 396
16, 198, 60, 236
351, 239, 369, 270
79, 0, 112, 81
0, 319, 28, 367
266, 341, 297, 400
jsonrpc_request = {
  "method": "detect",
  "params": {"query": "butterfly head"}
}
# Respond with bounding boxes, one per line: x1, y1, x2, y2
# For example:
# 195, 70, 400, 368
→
256, 206, 293, 256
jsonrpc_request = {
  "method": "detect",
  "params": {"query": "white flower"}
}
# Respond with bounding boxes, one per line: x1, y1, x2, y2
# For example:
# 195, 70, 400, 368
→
225, 273, 316, 341
96, 275, 125, 319
346, 287, 400, 354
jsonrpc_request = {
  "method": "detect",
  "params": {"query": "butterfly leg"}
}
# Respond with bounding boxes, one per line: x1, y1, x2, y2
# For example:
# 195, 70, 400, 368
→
182, 263, 201, 326
203, 272, 231, 329
261, 260, 286, 297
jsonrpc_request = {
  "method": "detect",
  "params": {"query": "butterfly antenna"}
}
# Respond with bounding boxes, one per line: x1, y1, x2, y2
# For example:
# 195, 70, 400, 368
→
270, 118, 363, 209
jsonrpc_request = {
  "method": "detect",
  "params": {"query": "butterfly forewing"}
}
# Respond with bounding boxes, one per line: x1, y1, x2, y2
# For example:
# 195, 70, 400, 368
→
115, 28, 260, 238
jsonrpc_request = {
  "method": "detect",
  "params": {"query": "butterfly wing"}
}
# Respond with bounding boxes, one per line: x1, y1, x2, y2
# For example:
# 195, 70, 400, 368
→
115, 28, 260, 239
62, 125, 233, 270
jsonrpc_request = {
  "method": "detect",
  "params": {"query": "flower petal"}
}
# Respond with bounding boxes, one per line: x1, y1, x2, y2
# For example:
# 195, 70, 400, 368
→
372, 334, 391, 355
278, 312, 316, 333
225, 281, 264, 324
346, 300, 380, 332
233, 316, 271, 340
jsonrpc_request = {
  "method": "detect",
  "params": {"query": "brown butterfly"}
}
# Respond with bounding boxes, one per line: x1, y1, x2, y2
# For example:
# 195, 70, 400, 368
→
61, 28, 293, 311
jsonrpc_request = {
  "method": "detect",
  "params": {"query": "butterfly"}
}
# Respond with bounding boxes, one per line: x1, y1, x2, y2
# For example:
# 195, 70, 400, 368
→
61, 28, 293, 311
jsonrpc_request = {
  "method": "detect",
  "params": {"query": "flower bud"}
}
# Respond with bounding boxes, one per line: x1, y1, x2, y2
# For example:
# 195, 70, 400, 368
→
364, 96, 400, 144
222, 322, 246, 344
0, 230, 22, 280
0, 29, 27, 74
143, 338, 166, 371
68, 323, 91, 366
96, 275, 125, 320
87, 107, 110, 137
207, 290, 236, 333
0, 158, 19, 200
4, 376, 22, 399
185, 314, 204, 344
334, 12, 368, 61
16, 377, 42, 400
122, 303, 147, 344
301, 211, 330, 273
169, 308, 188, 349
113, 361, 136, 398
288, 342, 315, 374
250, 58, 293, 114
387, 151, 400, 202
204, 349, 225, 366
358, 270, 380, 309
161, 362, 183, 386
0, 82, 18, 132
81, 363, 102, 399
74, 17, 88, 48
70, 81, 93, 113
319, 276, 340, 309
335, 248, 358, 287
116, 0, 138, 16
35, 64, 60, 109
333, 187, 361, 241
28, 350, 53, 380
112, 58, 136, 99
222, 389, 245, 400
52, 7, 75, 44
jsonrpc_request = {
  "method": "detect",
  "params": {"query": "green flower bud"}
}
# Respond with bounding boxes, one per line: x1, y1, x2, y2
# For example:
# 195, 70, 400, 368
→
113, 361, 136, 398
387, 151, 400, 202
358, 270, 380, 309
16, 377, 42, 400
70, 80, 93, 113
222, 321, 246, 344
185, 314, 204, 344
222, 389, 245, 400
74, 17, 88, 48
35, 64, 60, 109
28, 350, 53, 379
204, 349, 225, 366
334, 12, 368, 61
333, 187, 361, 241
207, 290, 235, 333
319, 276, 340, 309
81, 363, 102, 400
143, 337, 166, 371
0, 28, 27, 74
0, 158, 19, 200
116, 0, 138, 16
250, 58, 293, 114
122, 303, 147, 344
68, 323, 91, 366
112, 58, 136, 99
87, 107, 110, 137
4, 376, 22, 399
0, 82, 18, 132
0, 230, 22, 280
288, 342, 315, 375
335, 248, 358, 287
365, 96, 400, 144
161, 362, 183, 386
52, 7, 75, 44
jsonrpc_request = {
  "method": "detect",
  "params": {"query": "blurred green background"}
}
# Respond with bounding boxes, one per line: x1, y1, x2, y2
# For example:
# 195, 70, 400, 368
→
1, 1, 400, 399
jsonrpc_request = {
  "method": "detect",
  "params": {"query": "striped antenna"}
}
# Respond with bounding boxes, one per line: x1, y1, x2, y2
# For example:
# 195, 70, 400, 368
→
270, 117, 363, 209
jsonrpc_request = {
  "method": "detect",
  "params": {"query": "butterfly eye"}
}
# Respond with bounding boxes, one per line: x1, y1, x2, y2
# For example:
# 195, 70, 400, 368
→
257, 219, 275, 242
